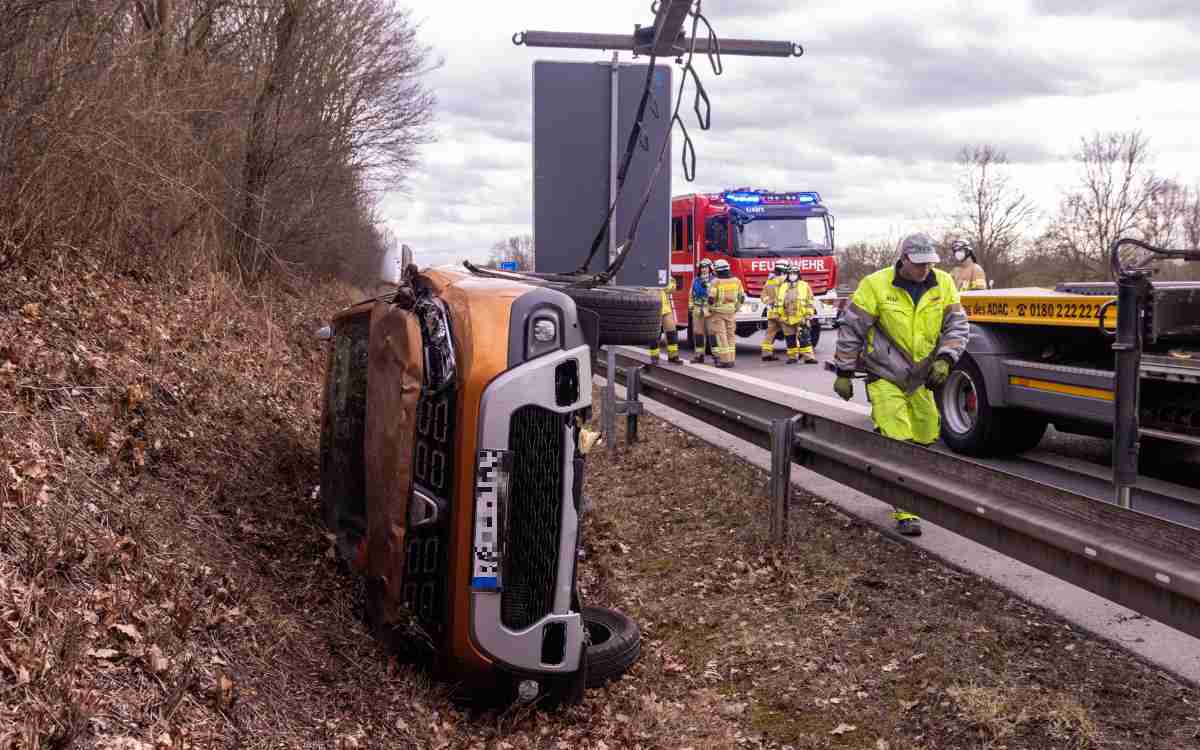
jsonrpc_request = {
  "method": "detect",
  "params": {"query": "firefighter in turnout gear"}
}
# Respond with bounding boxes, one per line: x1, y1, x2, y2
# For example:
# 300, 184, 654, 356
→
760, 262, 788, 361
707, 258, 744, 368
833, 233, 970, 536
648, 275, 682, 364
949, 239, 988, 291
777, 266, 818, 364
690, 259, 714, 363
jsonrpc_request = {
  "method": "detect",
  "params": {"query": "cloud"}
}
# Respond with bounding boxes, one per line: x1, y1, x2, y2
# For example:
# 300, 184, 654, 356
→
380, 0, 1200, 264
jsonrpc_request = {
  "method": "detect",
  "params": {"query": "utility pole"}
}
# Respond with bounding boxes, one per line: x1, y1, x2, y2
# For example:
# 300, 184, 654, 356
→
516, 1, 803, 278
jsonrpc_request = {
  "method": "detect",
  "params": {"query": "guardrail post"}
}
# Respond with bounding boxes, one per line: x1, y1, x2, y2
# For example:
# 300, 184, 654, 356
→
769, 417, 795, 543
604, 348, 617, 459
1112, 275, 1150, 508
626, 365, 642, 444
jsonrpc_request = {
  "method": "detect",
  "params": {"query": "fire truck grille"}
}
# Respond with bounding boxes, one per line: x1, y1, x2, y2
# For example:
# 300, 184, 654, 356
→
501, 405, 564, 630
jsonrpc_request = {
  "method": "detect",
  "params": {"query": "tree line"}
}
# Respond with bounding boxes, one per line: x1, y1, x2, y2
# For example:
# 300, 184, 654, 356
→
839, 130, 1200, 289
0, 0, 435, 286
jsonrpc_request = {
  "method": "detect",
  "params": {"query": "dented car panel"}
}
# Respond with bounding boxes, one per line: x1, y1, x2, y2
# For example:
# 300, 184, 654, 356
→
320, 266, 592, 699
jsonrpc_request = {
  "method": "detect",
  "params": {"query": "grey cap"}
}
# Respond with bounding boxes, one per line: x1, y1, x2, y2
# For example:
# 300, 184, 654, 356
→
897, 233, 940, 264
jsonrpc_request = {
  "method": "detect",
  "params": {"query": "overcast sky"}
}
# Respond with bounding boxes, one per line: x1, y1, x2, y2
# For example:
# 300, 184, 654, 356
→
382, 1, 1200, 266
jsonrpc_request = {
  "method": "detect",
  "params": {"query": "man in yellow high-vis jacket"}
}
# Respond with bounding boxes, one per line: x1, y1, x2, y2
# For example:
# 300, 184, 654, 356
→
648, 275, 681, 364
760, 262, 788, 361
832, 233, 970, 535
707, 258, 744, 368
776, 266, 818, 364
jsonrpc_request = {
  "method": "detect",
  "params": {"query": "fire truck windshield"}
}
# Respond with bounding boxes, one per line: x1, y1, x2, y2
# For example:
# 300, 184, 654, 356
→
733, 215, 830, 257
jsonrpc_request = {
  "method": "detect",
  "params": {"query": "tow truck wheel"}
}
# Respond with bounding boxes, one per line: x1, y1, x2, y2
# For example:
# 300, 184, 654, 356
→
939, 355, 1046, 456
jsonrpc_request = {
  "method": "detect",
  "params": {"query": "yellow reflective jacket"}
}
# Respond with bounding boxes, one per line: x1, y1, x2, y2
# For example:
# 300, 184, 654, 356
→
775, 279, 815, 325
834, 266, 970, 393
659, 276, 677, 315
761, 276, 782, 320
708, 276, 745, 314
951, 261, 988, 291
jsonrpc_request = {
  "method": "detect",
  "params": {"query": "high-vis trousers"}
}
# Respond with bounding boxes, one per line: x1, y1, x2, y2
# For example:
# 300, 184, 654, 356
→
649, 311, 679, 360
867, 378, 938, 523
690, 312, 708, 361
761, 317, 782, 356
709, 311, 737, 364
781, 322, 814, 360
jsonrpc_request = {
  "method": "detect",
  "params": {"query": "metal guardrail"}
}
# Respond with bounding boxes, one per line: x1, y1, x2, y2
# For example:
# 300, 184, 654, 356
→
596, 347, 1200, 640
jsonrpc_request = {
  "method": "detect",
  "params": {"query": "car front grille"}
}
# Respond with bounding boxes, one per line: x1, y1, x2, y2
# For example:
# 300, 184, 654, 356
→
501, 405, 564, 630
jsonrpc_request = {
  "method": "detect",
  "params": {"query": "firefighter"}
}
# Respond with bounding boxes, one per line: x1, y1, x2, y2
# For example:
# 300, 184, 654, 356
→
777, 265, 819, 364
707, 258, 745, 369
760, 262, 788, 361
950, 239, 988, 291
689, 259, 714, 363
832, 233, 970, 536
648, 275, 682, 364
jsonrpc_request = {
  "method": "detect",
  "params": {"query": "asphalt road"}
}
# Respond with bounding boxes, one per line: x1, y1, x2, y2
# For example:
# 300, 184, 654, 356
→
673, 326, 1200, 525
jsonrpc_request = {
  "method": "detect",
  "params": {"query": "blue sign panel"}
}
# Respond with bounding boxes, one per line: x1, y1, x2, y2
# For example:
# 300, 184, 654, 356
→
499, 261, 518, 272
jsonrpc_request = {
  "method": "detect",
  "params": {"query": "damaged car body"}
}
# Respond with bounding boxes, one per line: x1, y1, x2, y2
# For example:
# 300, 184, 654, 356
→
318, 265, 632, 704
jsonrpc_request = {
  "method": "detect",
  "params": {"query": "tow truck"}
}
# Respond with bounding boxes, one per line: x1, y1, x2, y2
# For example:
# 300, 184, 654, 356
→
938, 276, 1200, 461
669, 188, 838, 347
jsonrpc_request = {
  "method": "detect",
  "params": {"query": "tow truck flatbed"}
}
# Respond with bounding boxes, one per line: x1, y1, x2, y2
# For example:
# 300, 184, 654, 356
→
963, 283, 1200, 339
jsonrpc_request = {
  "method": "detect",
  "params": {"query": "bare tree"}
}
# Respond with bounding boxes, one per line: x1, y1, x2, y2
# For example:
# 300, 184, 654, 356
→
488, 234, 535, 270
836, 239, 896, 288
949, 145, 1037, 287
1041, 130, 1164, 276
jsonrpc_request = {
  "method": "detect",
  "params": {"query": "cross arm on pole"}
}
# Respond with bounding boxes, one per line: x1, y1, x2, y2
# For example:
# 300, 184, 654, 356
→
514, 30, 803, 58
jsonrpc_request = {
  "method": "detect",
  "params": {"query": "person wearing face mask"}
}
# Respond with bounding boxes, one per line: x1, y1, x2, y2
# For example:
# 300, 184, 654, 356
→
776, 265, 819, 364
760, 262, 789, 361
950, 239, 988, 291
832, 233, 970, 536
689, 259, 715, 363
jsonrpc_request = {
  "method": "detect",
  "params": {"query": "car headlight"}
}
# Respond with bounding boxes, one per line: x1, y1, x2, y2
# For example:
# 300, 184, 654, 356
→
526, 308, 562, 360
533, 319, 557, 343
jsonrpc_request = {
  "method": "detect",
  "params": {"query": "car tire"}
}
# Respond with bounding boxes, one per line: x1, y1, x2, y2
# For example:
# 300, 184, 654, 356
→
560, 286, 661, 346
938, 355, 1047, 456
582, 606, 641, 688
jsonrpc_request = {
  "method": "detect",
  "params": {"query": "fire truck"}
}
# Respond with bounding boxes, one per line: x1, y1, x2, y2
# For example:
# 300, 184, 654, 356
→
667, 188, 838, 346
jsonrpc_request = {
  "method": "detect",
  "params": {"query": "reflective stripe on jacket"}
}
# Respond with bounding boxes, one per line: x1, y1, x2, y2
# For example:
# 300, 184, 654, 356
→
762, 276, 782, 319
834, 266, 969, 394
775, 280, 815, 325
708, 277, 745, 314
952, 262, 988, 291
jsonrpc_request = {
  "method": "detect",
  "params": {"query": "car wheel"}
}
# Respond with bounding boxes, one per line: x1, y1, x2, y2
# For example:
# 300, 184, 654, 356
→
560, 286, 661, 346
582, 606, 641, 688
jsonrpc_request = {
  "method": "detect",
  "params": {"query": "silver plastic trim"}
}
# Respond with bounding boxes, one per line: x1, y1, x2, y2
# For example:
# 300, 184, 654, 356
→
470, 344, 591, 672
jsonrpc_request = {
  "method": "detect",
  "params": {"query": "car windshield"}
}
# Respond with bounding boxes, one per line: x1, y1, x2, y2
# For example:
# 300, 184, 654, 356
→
733, 216, 830, 257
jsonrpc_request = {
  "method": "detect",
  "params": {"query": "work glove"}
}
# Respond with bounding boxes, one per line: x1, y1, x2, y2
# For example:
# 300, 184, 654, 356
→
834, 375, 854, 401
926, 358, 951, 389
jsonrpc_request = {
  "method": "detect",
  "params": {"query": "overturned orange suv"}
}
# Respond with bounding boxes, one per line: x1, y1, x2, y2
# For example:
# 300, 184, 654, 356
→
318, 263, 654, 704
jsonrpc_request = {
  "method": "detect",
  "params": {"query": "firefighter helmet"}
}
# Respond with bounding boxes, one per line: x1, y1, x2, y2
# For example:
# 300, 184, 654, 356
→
713, 259, 731, 273
698, 258, 714, 268
775, 261, 791, 274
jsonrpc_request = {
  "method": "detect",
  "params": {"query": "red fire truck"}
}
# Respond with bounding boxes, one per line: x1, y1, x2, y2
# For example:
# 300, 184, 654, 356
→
667, 188, 838, 346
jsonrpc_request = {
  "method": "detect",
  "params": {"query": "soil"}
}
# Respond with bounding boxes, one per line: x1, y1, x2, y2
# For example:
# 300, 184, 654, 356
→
1, 252, 1197, 749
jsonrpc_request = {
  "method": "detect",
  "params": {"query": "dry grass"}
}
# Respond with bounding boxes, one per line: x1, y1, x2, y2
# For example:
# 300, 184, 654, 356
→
2, 249, 1198, 749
